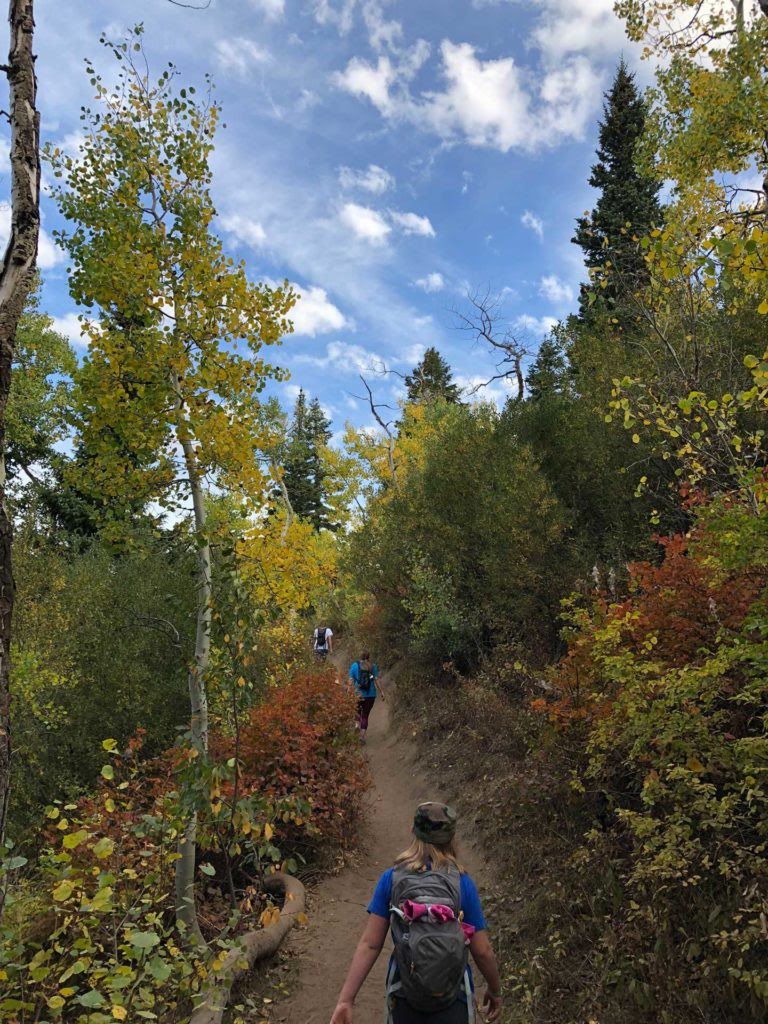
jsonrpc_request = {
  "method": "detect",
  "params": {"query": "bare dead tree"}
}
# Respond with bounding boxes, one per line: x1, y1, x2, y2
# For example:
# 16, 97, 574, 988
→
0, 0, 40, 860
356, 374, 399, 488
454, 288, 529, 400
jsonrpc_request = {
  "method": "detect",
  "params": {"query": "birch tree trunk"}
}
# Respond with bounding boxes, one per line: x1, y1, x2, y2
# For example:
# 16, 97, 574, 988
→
172, 373, 211, 948
0, 0, 40, 854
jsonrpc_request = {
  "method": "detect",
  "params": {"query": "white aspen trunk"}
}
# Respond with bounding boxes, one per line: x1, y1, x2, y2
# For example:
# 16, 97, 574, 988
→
0, 0, 40, 859
172, 372, 210, 948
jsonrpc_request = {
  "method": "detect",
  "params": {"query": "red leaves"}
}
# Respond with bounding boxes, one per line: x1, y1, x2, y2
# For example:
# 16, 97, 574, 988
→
532, 512, 768, 730
211, 668, 367, 855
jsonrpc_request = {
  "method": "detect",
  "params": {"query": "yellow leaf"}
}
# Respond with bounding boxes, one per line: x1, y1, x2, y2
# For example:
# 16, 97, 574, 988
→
112, 1005, 128, 1020
758, 299, 768, 315
52, 879, 75, 901
264, 822, 274, 841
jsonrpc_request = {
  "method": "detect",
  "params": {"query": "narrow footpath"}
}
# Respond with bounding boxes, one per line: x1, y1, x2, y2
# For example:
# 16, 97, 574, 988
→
270, 673, 490, 1024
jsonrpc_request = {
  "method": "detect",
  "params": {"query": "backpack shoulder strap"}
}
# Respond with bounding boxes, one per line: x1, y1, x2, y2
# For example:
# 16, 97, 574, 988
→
441, 864, 462, 910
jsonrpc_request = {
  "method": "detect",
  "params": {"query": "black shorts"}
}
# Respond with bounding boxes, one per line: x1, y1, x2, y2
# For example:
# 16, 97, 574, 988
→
390, 998, 469, 1024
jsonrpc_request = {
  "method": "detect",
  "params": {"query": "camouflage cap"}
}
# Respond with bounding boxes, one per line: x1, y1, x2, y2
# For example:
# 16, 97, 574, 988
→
412, 802, 457, 846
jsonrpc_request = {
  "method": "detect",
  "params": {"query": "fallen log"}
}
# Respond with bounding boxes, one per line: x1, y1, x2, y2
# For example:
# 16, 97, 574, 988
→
190, 873, 306, 1024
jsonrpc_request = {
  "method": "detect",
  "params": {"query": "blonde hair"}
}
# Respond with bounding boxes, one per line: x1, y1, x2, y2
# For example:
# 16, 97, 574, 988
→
394, 837, 464, 874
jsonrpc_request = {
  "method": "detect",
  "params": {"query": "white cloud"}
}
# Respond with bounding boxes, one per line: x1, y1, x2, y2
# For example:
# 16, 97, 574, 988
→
390, 210, 436, 237
531, 0, 629, 62
312, 0, 404, 50
290, 284, 351, 336
214, 38, 270, 77
220, 213, 267, 248
334, 54, 399, 114
361, 0, 403, 51
0, 206, 64, 271
339, 202, 391, 243
521, 210, 544, 239
249, 0, 285, 20
424, 42, 600, 152
415, 272, 445, 293
538, 274, 575, 305
335, 39, 601, 153
297, 339, 386, 374
514, 313, 560, 336
51, 312, 91, 350
0, 139, 10, 175
312, 0, 358, 34
38, 231, 65, 271
333, 38, 430, 115
339, 163, 395, 194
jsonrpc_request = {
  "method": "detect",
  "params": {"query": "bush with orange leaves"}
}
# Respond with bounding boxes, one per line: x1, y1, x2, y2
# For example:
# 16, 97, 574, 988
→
209, 667, 367, 864
528, 496, 768, 1018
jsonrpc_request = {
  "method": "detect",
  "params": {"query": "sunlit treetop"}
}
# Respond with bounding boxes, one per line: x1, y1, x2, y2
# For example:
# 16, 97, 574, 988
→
45, 26, 296, 527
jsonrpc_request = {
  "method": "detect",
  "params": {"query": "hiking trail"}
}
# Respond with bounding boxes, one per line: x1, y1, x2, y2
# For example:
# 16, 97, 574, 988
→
268, 668, 490, 1024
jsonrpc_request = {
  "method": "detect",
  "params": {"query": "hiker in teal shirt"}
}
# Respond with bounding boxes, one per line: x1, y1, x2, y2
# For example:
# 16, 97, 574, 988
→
349, 652, 383, 742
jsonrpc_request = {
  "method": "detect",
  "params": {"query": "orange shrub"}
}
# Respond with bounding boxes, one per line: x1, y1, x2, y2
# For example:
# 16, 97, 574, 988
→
210, 668, 368, 861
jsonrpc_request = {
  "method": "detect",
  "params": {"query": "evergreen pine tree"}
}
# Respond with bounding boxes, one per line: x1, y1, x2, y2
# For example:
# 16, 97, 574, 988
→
573, 60, 662, 316
405, 347, 461, 404
305, 397, 338, 532
281, 390, 338, 531
526, 336, 569, 401
282, 390, 314, 518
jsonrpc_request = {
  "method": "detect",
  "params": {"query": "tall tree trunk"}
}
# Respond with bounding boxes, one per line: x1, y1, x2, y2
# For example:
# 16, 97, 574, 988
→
172, 373, 210, 949
0, 0, 40, 859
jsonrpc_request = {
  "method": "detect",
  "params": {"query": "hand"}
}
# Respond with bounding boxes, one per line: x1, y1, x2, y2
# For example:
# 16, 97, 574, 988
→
482, 990, 503, 1022
330, 1001, 354, 1024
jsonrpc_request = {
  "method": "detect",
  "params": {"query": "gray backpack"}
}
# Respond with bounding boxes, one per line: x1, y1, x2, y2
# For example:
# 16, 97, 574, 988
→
388, 865, 469, 1012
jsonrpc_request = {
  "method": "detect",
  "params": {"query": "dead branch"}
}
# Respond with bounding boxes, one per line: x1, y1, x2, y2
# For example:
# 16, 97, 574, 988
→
356, 374, 399, 488
454, 288, 528, 400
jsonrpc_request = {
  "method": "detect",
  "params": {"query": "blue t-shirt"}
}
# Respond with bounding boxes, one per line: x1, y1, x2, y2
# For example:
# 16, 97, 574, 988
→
368, 867, 486, 1000
349, 661, 379, 698
368, 868, 487, 930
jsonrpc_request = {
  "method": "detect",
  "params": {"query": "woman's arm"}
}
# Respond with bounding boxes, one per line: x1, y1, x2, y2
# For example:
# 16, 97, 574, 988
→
330, 915, 389, 1023
469, 930, 503, 1022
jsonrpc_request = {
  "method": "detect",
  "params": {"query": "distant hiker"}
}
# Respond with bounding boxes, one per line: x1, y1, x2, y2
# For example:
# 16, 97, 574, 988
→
349, 652, 382, 742
329, 802, 502, 1024
313, 624, 333, 659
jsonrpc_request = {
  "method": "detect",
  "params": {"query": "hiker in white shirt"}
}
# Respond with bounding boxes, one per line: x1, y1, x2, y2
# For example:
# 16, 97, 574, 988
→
313, 625, 333, 658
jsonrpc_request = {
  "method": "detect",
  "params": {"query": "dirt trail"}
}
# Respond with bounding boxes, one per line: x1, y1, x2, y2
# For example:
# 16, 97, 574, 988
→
270, 672, 489, 1024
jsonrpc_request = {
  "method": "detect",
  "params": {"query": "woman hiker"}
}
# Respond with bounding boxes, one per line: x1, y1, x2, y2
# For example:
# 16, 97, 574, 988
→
329, 802, 503, 1024
349, 651, 384, 742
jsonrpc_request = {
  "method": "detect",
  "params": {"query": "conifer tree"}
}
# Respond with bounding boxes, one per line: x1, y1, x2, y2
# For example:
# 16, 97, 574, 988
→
573, 60, 662, 315
405, 347, 460, 404
282, 391, 337, 531
526, 336, 569, 401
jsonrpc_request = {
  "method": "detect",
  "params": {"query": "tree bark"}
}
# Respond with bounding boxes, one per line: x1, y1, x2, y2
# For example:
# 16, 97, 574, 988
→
0, 0, 40, 859
172, 373, 211, 948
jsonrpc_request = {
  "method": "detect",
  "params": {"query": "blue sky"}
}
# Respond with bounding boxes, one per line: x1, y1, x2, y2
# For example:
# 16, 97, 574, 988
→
5, 0, 647, 435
